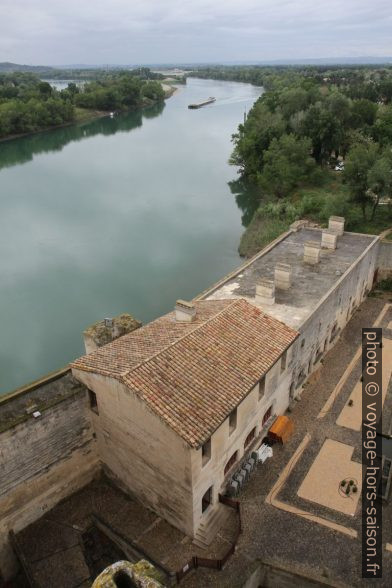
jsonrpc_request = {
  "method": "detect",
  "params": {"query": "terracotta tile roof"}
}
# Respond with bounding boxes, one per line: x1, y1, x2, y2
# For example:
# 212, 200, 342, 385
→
71, 299, 298, 448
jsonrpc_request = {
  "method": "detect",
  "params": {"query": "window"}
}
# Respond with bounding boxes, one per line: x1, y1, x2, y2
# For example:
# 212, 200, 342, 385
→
330, 322, 339, 342
244, 427, 256, 449
280, 350, 287, 373
262, 406, 272, 427
258, 376, 265, 400
229, 408, 237, 435
301, 339, 305, 349
224, 451, 238, 475
88, 389, 98, 414
202, 486, 213, 513
297, 370, 306, 387
202, 438, 211, 466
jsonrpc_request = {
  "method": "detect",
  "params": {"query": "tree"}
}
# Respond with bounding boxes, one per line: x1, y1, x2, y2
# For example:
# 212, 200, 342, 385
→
67, 82, 79, 95
350, 99, 377, 128
367, 151, 392, 220
230, 101, 286, 179
38, 81, 53, 98
278, 87, 309, 119
302, 105, 343, 163
373, 105, 392, 146
258, 134, 315, 197
141, 81, 165, 102
343, 143, 378, 219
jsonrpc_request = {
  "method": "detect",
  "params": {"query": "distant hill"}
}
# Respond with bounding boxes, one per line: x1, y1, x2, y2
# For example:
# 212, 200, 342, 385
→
1, 57, 392, 75
0, 62, 55, 73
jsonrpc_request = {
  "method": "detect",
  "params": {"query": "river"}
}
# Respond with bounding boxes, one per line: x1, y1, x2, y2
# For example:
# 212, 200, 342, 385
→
0, 78, 262, 394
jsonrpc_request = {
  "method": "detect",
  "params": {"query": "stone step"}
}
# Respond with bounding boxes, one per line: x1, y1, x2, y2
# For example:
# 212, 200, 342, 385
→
192, 535, 210, 550
193, 504, 229, 549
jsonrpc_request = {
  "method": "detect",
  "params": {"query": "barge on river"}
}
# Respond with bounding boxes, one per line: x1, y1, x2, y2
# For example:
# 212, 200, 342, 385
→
188, 97, 216, 109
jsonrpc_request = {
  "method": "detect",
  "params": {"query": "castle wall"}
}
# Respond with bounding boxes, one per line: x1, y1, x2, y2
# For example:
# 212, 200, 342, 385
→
0, 371, 98, 581
71, 369, 195, 537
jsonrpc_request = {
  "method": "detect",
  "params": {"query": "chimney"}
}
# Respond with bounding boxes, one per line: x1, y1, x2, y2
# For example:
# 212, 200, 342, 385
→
255, 278, 275, 305
304, 241, 321, 265
83, 313, 141, 354
328, 216, 345, 236
290, 219, 308, 232
321, 229, 338, 250
175, 300, 196, 322
274, 263, 292, 290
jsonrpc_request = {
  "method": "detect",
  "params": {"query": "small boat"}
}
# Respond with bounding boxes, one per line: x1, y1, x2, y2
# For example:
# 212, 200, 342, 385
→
188, 97, 216, 109
109, 112, 114, 118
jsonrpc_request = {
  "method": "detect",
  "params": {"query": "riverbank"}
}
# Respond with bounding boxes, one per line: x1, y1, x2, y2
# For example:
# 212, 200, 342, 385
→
239, 172, 392, 257
0, 86, 175, 144
0, 108, 109, 144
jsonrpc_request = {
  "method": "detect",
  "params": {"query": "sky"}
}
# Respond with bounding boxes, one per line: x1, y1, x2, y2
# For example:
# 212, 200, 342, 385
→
0, 0, 392, 66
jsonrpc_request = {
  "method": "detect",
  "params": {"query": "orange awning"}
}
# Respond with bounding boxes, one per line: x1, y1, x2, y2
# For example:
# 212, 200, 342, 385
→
268, 415, 294, 444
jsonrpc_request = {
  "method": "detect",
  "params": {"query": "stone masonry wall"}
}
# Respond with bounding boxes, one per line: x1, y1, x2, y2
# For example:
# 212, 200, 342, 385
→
0, 372, 99, 580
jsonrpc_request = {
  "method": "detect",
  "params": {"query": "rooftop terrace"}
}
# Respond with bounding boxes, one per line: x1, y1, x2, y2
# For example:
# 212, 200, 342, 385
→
203, 227, 378, 328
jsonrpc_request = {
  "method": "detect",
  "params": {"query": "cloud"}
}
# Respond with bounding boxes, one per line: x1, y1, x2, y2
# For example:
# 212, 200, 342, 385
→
0, 0, 391, 64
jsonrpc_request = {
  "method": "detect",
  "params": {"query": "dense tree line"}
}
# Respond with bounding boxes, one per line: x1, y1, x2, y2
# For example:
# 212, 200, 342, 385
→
188, 64, 392, 101
223, 67, 392, 221
0, 75, 74, 137
0, 70, 165, 139
74, 74, 164, 111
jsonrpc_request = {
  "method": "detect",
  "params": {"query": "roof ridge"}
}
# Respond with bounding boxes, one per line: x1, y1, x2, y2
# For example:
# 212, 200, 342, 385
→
120, 299, 241, 378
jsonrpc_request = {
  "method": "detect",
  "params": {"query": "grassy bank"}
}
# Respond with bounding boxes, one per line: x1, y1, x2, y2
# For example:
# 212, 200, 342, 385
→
239, 171, 392, 257
74, 107, 107, 123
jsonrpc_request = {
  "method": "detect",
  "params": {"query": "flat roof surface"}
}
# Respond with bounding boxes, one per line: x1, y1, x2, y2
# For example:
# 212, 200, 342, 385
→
205, 228, 377, 328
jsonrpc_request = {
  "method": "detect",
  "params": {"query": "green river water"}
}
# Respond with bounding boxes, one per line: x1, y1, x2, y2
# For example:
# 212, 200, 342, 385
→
0, 78, 262, 394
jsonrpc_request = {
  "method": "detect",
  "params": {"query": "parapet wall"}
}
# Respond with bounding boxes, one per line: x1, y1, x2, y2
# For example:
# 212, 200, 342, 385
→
0, 369, 99, 581
377, 239, 392, 280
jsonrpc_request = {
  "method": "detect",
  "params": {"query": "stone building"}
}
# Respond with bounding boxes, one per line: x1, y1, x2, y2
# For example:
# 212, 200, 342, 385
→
71, 298, 298, 544
70, 217, 380, 545
0, 218, 387, 582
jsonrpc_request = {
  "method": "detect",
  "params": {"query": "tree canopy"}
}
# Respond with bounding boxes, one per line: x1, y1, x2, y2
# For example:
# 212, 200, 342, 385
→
0, 69, 165, 139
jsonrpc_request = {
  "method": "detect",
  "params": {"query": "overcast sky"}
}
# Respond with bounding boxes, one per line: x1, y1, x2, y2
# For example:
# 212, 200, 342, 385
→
1, 0, 391, 65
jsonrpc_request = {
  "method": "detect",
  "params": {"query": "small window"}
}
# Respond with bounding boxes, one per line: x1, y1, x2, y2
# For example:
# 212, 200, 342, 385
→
202, 486, 213, 513
202, 438, 211, 466
314, 347, 322, 364
88, 389, 98, 414
244, 427, 256, 449
301, 339, 305, 349
224, 451, 238, 475
262, 406, 272, 427
229, 408, 237, 435
330, 322, 339, 342
258, 376, 265, 400
280, 350, 287, 373
297, 370, 306, 387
